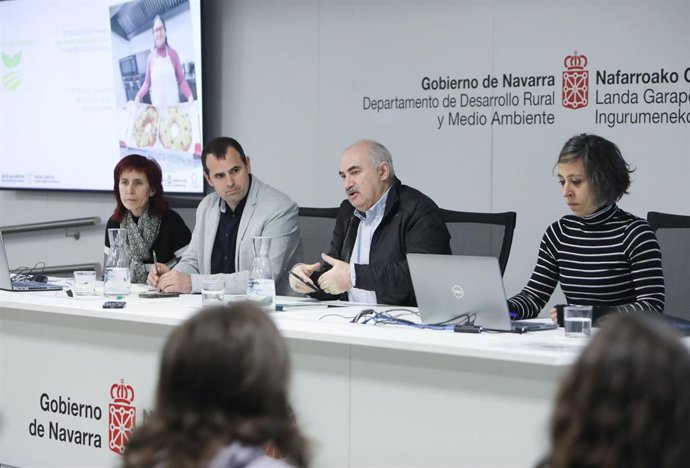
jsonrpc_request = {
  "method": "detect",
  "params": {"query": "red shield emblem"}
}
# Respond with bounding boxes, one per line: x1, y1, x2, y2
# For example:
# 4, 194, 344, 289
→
562, 52, 589, 109
108, 379, 136, 455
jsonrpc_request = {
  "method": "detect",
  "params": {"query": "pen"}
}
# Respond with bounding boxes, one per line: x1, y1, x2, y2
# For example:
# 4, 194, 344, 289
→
152, 250, 159, 275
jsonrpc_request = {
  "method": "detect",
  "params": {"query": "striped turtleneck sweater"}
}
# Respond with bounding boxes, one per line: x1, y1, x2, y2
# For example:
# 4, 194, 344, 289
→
508, 204, 665, 320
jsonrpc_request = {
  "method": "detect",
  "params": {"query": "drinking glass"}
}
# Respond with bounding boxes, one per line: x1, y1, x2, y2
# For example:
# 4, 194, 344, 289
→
202, 279, 225, 306
564, 305, 592, 338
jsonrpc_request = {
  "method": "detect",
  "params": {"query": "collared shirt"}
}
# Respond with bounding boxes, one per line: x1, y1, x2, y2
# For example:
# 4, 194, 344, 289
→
210, 177, 251, 274
348, 188, 391, 303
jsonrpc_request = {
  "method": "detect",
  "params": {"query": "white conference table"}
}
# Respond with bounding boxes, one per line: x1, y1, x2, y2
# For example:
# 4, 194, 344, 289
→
0, 287, 587, 467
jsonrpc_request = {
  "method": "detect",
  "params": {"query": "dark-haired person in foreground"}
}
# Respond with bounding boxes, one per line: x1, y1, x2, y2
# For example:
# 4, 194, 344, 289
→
538, 313, 690, 468
123, 302, 310, 468
148, 137, 301, 294
106, 154, 191, 283
508, 134, 665, 321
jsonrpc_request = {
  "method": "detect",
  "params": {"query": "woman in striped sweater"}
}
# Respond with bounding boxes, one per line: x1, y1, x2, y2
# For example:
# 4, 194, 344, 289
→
508, 134, 665, 321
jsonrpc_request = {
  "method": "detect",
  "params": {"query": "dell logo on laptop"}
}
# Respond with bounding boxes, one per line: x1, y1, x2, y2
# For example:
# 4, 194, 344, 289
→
452, 285, 464, 299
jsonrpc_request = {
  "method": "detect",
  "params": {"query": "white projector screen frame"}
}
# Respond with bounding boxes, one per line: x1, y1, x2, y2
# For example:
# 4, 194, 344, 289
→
0, 0, 205, 194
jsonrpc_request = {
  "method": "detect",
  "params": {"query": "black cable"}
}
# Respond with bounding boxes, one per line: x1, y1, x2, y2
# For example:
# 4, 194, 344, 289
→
351, 308, 377, 323
320, 307, 461, 331
11, 266, 31, 281
366, 313, 453, 330
11, 262, 47, 281
318, 313, 359, 321
429, 312, 477, 327
382, 307, 421, 317
358, 310, 453, 330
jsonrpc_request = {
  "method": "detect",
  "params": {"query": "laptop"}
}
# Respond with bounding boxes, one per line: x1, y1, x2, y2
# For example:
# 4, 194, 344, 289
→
0, 232, 63, 292
408, 254, 557, 333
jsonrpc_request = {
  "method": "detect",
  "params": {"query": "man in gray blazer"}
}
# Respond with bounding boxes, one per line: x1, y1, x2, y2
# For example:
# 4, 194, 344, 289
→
147, 137, 301, 295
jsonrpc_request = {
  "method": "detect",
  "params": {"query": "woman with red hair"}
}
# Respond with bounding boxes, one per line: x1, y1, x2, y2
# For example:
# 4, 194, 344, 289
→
105, 154, 191, 283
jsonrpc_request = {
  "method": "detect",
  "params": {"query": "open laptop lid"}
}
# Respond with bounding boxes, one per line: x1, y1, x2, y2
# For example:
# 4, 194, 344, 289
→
0, 232, 62, 292
0, 231, 16, 291
408, 254, 513, 330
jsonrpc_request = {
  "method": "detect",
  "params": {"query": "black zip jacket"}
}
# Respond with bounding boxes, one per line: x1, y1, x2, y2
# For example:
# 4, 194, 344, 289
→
311, 177, 451, 306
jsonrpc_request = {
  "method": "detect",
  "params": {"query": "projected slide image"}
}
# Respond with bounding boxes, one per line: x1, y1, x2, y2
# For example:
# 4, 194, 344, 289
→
0, 0, 203, 193
110, 0, 202, 192
121, 101, 199, 153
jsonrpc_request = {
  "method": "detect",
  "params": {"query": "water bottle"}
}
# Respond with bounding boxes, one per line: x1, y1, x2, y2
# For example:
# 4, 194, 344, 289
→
247, 236, 275, 310
104, 228, 131, 296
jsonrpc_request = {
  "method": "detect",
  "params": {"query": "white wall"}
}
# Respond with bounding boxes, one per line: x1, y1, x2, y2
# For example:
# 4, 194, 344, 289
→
200, 0, 690, 309
0, 191, 114, 272
3, 0, 689, 313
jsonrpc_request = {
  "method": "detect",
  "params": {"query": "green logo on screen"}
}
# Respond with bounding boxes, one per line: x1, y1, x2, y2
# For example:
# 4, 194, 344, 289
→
2, 51, 22, 91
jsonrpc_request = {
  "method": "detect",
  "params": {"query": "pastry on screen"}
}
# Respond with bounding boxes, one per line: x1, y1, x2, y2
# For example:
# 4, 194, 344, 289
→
133, 105, 159, 148
159, 106, 192, 152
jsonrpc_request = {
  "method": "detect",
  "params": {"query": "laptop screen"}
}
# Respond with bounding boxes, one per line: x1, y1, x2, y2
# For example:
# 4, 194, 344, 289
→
408, 254, 513, 330
0, 232, 15, 290
0, 232, 62, 291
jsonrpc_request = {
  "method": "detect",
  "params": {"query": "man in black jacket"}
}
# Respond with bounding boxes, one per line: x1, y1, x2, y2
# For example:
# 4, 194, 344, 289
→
289, 140, 451, 306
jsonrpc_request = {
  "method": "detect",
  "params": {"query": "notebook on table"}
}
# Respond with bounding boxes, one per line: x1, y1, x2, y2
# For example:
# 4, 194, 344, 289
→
0, 232, 63, 292
407, 253, 557, 333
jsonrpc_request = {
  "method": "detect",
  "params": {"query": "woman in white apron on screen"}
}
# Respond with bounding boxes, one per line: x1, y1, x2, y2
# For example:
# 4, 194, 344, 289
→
135, 15, 194, 106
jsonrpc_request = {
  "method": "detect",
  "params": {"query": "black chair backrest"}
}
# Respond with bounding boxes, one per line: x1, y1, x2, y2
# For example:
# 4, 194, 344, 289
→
440, 209, 517, 275
298, 207, 340, 264
647, 211, 690, 319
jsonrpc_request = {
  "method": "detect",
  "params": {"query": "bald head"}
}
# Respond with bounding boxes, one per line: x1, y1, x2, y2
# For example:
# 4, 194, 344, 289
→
338, 140, 394, 212
344, 140, 395, 180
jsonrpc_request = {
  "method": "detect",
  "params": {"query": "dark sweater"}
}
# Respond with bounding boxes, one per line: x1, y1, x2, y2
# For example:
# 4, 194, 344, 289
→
105, 209, 191, 264
508, 204, 665, 319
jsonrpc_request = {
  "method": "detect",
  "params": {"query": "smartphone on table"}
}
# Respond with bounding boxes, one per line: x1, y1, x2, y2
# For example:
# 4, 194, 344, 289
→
288, 270, 322, 293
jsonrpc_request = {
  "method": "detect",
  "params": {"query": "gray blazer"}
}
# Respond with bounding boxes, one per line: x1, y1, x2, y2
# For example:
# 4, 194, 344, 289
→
174, 175, 302, 295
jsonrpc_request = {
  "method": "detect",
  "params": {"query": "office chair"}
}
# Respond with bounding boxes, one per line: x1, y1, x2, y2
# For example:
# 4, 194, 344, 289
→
647, 211, 690, 320
440, 209, 517, 276
298, 207, 340, 263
